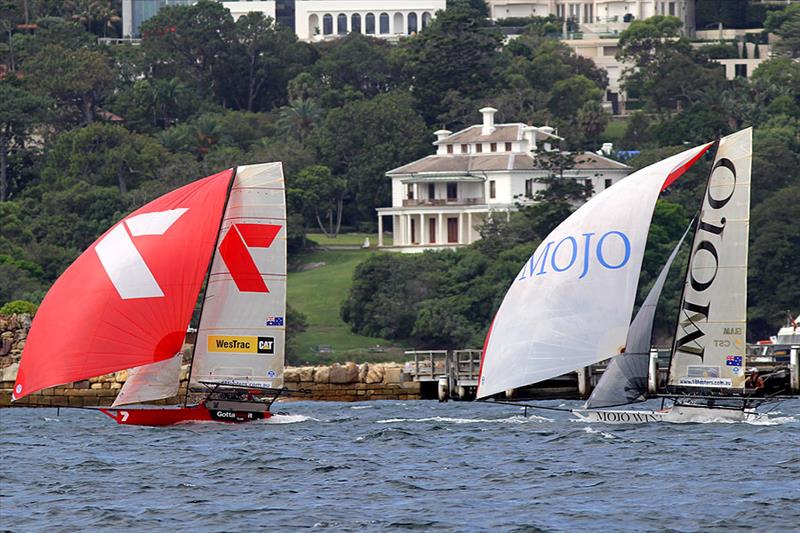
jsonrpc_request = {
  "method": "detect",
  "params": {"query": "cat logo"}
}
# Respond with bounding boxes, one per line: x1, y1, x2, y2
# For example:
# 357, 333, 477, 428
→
257, 336, 275, 355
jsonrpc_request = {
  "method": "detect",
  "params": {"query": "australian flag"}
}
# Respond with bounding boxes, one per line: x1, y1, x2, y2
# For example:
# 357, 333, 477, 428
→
726, 355, 742, 367
266, 316, 284, 327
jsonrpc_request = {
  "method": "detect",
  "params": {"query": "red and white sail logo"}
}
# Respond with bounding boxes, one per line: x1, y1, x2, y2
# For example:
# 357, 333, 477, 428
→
218, 223, 281, 293
95, 209, 188, 299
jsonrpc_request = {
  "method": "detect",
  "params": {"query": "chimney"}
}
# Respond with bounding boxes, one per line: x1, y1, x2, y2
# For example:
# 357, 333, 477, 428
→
479, 107, 497, 135
434, 129, 451, 142
523, 126, 538, 152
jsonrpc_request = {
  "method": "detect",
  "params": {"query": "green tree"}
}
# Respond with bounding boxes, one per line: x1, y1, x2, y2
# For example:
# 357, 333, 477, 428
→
0, 81, 50, 201
43, 123, 169, 194
24, 44, 114, 124
765, 4, 800, 57
314, 91, 429, 223
291, 165, 346, 237
398, 7, 503, 124
278, 98, 322, 143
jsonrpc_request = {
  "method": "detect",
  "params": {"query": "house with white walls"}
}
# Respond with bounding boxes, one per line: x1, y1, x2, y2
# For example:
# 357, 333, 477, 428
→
376, 107, 631, 252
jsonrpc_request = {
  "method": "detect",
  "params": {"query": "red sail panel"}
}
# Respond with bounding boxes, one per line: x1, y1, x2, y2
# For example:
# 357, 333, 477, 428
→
13, 170, 233, 400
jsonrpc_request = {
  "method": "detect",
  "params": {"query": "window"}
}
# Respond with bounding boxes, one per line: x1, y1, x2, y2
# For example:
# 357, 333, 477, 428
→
475, 144, 482, 153
446, 183, 457, 200
490, 143, 497, 152
669, 2, 676, 16
365, 13, 375, 34
337, 13, 347, 34
322, 14, 333, 35
428, 183, 435, 199
604, 178, 612, 189
407, 184, 414, 199
556, 4, 564, 19
447, 144, 453, 154
525, 179, 533, 197
584, 178, 592, 189
393, 12, 404, 33
505, 142, 512, 152
421, 12, 432, 29
407, 12, 417, 34
461, 144, 468, 154
734, 64, 747, 78
489, 180, 496, 199
351, 13, 361, 33
379, 13, 389, 34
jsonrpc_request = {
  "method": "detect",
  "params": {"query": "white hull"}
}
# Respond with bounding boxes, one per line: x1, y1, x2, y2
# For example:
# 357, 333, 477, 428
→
573, 404, 764, 424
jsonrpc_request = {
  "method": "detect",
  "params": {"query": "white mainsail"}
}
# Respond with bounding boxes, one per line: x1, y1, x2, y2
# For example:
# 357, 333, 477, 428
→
668, 128, 752, 389
476, 143, 712, 399
190, 163, 287, 389
112, 353, 182, 406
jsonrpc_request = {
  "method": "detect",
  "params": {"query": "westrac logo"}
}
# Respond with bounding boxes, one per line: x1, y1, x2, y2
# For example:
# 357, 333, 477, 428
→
95, 209, 188, 300
218, 223, 281, 293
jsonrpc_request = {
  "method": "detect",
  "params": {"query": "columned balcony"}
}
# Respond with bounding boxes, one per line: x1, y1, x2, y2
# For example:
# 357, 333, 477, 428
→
402, 197, 485, 207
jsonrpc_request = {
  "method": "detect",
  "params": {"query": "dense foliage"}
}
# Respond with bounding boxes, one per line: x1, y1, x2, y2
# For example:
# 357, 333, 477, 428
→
1, 1, 797, 349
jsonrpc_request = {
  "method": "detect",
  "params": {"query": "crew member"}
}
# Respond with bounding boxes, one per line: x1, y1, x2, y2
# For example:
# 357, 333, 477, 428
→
745, 367, 765, 394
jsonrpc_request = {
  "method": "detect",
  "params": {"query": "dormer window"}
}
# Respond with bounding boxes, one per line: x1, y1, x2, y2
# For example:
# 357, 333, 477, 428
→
475, 144, 482, 153
447, 144, 453, 154
461, 144, 468, 154
490, 143, 497, 152
505, 142, 512, 151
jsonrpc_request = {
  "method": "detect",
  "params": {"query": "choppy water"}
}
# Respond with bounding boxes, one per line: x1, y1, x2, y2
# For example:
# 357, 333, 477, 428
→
2, 399, 799, 532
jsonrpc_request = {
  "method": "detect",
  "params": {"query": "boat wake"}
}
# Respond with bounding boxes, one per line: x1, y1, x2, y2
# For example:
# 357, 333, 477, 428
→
376, 415, 552, 425
265, 414, 317, 424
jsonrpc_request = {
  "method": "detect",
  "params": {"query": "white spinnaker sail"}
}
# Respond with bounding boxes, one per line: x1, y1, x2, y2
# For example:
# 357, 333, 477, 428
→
669, 128, 752, 389
476, 143, 712, 399
190, 163, 287, 389
112, 353, 182, 406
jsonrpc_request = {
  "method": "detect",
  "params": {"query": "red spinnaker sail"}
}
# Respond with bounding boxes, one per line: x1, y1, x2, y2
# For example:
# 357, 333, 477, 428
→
13, 170, 233, 400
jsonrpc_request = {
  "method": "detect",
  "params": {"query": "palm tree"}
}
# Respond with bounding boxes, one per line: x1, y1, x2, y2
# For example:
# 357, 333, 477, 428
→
277, 98, 321, 144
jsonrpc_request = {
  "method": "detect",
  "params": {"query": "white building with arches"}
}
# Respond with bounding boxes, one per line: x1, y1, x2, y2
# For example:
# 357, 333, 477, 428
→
376, 107, 631, 252
296, 0, 444, 41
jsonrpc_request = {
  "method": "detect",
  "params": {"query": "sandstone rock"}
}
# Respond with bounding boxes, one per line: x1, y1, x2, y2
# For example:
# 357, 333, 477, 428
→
74, 380, 91, 389
0, 362, 19, 382
283, 367, 301, 383
365, 364, 385, 384
91, 383, 103, 390
314, 366, 330, 384
298, 366, 315, 381
329, 362, 359, 384
358, 363, 369, 382
110, 382, 122, 390
180, 364, 190, 381
115, 370, 129, 383
383, 364, 404, 384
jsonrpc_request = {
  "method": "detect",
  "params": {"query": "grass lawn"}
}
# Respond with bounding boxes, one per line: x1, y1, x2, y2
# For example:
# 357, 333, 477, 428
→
601, 120, 628, 143
306, 232, 393, 247
287, 248, 405, 365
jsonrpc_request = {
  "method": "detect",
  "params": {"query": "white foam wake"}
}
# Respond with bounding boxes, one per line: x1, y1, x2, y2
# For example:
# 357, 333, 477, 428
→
265, 413, 317, 424
377, 415, 551, 424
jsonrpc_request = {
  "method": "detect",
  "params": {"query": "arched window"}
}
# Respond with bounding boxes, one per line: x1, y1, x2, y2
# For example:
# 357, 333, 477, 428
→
421, 12, 432, 29
351, 13, 361, 33
379, 13, 389, 34
337, 13, 347, 34
365, 13, 375, 34
393, 12, 404, 34
407, 12, 417, 34
309, 14, 319, 37
322, 14, 333, 35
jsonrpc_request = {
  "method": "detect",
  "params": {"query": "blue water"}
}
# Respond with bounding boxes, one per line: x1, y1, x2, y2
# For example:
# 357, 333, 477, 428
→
2, 399, 799, 532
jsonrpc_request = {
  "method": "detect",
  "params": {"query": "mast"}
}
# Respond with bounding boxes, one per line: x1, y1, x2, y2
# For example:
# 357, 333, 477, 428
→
183, 168, 237, 406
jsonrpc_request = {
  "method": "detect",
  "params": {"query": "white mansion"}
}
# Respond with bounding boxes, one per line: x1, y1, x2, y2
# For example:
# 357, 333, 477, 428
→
377, 107, 630, 252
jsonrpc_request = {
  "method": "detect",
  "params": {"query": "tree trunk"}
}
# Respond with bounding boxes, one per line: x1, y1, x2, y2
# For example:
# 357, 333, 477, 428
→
247, 53, 257, 112
315, 212, 330, 237
117, 166, 128, 195
334, 197, 343, 237
82, 94, 95, 123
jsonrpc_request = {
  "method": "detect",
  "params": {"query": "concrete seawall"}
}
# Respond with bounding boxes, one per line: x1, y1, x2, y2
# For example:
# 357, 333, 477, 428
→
0, 313, 421, 406
0, 362, 422, 407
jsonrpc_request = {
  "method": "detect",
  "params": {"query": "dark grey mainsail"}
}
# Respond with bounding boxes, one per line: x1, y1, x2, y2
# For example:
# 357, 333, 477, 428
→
584, 225, 691, 409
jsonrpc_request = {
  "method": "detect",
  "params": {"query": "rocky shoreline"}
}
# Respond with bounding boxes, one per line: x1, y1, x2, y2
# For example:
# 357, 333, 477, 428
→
0, 314, 421, 407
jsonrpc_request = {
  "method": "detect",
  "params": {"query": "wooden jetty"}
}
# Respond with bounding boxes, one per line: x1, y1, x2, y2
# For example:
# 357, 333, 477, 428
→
407, 343, 800, 401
